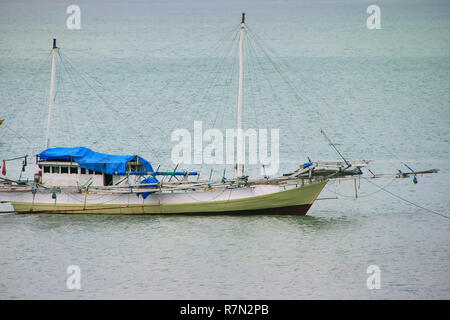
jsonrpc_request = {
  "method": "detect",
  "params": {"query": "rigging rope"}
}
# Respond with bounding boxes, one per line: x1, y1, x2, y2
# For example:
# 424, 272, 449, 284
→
245, 28, 316, 163
58, 51, 163, 157
245, 25, 412, 171
52, 25, 242, 177
324, 176, 397, 198
360, 176, 449, 220
1, 51, 53, 156
240, 24, 447, 219
57, 52, 119, 150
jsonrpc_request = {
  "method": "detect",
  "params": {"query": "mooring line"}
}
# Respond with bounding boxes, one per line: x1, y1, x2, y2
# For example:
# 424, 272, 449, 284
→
361, 176, 449, 220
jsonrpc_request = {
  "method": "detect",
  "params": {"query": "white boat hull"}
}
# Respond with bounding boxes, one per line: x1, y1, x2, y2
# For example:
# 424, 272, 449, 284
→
0, 181, 327, 215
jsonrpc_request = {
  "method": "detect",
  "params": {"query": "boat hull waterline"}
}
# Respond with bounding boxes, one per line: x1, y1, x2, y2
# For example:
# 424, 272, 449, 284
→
1, 181, 327, 215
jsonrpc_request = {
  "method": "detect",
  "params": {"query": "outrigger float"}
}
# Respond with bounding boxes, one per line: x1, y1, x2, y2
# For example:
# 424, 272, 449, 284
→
0, 14, 438, 215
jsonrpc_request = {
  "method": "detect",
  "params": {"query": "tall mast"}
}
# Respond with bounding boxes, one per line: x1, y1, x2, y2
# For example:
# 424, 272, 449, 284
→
236, 13, 245, 178
45, 38, 58, 150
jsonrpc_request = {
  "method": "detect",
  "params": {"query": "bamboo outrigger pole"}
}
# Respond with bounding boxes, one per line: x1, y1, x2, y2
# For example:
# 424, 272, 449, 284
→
320, 128, 350, 166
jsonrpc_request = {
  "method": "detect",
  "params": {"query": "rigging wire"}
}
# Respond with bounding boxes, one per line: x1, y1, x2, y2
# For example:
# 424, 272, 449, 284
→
242, 25, 447, 219
191, 26, 241, 179
207, 29, 240, 180
56, 51, 119, 150
192, 26, 241, 122
245, 29, 318, 163
54, 25, 241, 175
53, 52, 78, 147
58, 51, 163, 159
13, 51, 53, 112
1, 125, 33, 145
245, 30, 312, 169
246, 27, 351, 154
138, 23, 242, 110
210, 27, 241, 129
245, 25, 410, 171
139, 24, 240, 174
242, 29, 265, 177
324, 176, 397, 198
140, 24, 243, 60
360, 176, 449, 220
139, 25, 241, 171
1, 51, 53, 154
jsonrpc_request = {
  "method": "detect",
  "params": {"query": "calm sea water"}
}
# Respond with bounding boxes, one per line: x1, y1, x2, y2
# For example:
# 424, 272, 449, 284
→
0, 0, 449, 299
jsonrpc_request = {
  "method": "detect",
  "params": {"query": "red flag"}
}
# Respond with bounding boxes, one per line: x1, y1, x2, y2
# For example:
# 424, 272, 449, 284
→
0, 120, 4, 126
2, 160, 6, 176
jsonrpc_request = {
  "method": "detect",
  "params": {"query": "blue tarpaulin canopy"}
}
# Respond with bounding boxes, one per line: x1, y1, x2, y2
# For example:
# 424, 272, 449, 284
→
39, 147, 154, 175
138, 176, 159, 199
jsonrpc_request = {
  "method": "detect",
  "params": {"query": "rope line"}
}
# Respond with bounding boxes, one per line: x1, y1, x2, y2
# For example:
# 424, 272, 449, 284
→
360, 176, 449, 220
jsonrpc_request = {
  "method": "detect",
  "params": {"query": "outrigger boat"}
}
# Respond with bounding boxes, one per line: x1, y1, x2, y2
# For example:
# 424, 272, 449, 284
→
0, 14, 438, 215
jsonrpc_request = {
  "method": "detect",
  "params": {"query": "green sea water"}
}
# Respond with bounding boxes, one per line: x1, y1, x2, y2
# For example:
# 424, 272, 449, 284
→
0, 0, 449, 299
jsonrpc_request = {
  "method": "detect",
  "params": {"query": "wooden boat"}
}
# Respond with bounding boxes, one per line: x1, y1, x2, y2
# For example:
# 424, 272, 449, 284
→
0, 14, 330, 215
0, 14, 438, 215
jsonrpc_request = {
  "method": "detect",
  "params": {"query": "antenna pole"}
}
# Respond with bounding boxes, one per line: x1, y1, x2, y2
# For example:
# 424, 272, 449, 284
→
45, 38, 58, 149
236, 13, 245, 177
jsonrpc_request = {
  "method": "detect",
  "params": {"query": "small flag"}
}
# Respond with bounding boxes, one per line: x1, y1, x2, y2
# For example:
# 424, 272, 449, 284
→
0, 120, 4, 126
2, 160, 6, 176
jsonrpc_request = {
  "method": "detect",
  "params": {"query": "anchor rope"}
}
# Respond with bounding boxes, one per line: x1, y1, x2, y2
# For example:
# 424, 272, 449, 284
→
360, 176, 449, 220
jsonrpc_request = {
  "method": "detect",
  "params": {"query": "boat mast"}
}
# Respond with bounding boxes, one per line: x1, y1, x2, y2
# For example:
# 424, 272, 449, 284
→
236, 13, 245, 178
45, 38, 58, 150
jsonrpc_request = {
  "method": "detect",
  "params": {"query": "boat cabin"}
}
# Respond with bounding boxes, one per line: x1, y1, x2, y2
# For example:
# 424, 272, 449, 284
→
36, 147, 153, 187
